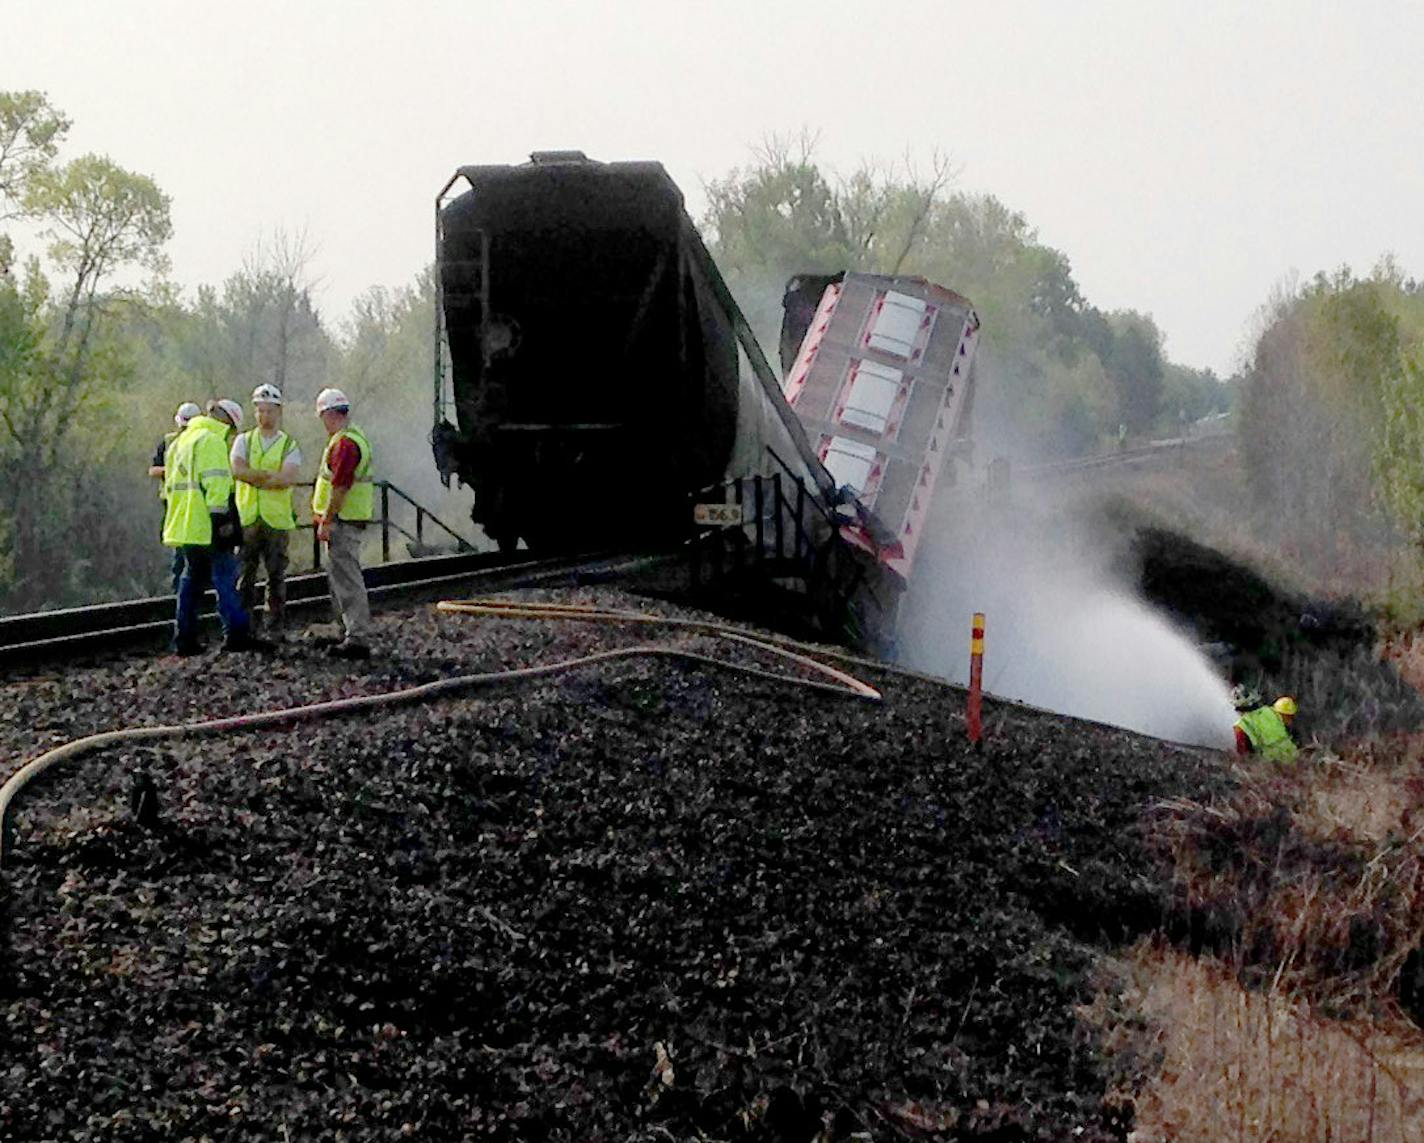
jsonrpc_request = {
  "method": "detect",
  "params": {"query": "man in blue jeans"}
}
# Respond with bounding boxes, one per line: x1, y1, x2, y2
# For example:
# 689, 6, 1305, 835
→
162, 398, 272, 656
149, 400, 201, 593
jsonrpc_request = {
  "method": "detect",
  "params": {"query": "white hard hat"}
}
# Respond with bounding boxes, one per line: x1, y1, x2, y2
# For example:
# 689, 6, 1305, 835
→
215, 398, 245, 429
174, 401, 201, 427
315, 387, 350, 414
251, 383, 283, 406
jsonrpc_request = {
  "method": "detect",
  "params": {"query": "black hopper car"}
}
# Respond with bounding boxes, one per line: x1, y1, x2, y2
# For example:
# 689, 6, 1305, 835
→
431, 151, 832, 555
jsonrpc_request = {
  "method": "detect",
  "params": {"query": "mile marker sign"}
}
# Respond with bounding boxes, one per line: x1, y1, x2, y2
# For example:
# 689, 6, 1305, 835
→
694, 503, 743, 527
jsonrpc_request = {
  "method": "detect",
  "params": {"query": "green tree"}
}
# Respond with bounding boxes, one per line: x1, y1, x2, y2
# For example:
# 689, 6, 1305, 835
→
704, 142, 1193, 458
1239, 268, 1409, 562
0, 90, 70, 251
187, 229, 331, 406
0, 257, 160, 607
704, 136, 853, 281
339, 273, 433, 408
1100, 310, 1166, 433
907, 194, 1141, 454
702, 137, 857, 345
15, 154, 169, 442
1157, 361, 1230, 429
0, 152, 171, 608
704, 140, 955, 349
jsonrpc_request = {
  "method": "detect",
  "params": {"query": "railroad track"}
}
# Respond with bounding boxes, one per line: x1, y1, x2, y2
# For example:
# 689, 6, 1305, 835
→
1, 432, 1237, 666
0, 549, 663, 666
1022, 430, 1233, 481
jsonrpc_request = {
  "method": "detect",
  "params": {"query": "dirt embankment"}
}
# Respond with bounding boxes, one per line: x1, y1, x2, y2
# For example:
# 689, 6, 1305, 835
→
1088, 514, 1424, 1140
1, 589, 1226, 1141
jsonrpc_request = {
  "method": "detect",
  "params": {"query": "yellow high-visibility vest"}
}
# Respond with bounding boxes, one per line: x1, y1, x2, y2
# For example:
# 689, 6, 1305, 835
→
157, 430, 180, 501
163, 416, 234, 547
1234, 706, 1298, 763
311, 425, 374, 522
235, 428, 297, 530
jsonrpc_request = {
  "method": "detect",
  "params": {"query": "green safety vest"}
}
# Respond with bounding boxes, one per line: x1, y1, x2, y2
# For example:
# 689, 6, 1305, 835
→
162, 416, 234, 548
157, 429, 180, 501
1234, 706, 1298, 763
311, 424, 374, 522
235, 428, 298, 530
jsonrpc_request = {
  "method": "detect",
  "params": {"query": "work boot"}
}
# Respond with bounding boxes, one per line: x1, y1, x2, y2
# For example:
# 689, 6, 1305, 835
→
304, 623, 345, 646
172, 639, 205, 657
327, 639, 371, 661
221, 630, 276, 654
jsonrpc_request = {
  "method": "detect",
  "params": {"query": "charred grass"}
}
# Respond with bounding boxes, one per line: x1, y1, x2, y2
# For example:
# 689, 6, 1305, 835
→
7, 540, 1424, 1139
0, 590, 1228, 1141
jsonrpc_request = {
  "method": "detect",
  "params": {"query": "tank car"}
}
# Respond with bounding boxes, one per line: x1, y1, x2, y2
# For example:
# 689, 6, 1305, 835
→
431, 152, 831, 554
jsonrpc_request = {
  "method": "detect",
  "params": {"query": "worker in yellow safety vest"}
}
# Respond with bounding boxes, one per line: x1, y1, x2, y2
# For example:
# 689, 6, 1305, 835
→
149, 401, 202, 592
232, 383, 303, 637
163, 398, 272, 656
1232, 689, 1299, 763
312, 387, 375, 660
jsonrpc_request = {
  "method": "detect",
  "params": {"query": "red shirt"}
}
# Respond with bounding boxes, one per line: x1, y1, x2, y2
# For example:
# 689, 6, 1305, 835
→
328, 436, 361, 491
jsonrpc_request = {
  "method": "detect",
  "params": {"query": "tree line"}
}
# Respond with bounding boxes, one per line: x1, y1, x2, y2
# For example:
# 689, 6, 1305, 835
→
1238, 261, 1424, 596
0, 91, 436, 614
701, 137, 1232, 459
3, 101, 1238, 615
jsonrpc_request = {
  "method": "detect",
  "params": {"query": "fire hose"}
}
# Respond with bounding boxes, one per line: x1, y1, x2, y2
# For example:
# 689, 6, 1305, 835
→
0, 600, 880, 868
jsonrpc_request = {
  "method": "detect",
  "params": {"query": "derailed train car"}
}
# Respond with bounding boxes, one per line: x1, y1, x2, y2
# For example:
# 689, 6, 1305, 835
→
430, 151, 834, 555
780, 271, 980, 583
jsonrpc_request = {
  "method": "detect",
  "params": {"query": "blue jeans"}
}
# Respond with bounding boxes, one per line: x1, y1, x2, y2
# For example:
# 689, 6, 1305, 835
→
170, 547, 186, 595
174, 546, 250, 647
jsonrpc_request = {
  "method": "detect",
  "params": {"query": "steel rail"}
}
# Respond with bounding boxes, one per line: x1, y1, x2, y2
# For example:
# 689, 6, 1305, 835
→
1021, 431, 1233, 480
0, 550, 663, 666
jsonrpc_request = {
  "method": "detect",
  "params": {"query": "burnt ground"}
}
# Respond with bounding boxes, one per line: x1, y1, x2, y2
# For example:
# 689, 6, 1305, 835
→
1120, 517, 1424, 742
0, 587, 1227, 1141
1130, 523, 1372, 668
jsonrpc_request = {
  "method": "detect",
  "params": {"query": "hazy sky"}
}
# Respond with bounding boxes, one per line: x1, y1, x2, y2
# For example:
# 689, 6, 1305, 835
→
5, 0, 1422, 374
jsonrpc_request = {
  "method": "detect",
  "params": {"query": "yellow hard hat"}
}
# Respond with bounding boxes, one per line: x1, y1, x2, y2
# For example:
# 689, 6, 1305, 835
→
1274, 696, 1298, 716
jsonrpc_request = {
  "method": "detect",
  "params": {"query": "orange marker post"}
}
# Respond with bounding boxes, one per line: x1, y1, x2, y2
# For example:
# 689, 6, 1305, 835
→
967, 611, 985, 748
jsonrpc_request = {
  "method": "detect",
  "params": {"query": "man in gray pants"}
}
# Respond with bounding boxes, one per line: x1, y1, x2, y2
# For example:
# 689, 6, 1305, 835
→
311, 387, 375, 660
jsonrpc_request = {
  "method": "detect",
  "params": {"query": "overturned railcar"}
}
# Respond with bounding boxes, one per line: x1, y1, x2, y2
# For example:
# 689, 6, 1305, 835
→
780, 271, 980, 582
431, 152, 833, 554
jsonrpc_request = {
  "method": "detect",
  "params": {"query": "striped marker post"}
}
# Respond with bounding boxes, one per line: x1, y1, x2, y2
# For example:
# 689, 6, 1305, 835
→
967, 612, 985, 748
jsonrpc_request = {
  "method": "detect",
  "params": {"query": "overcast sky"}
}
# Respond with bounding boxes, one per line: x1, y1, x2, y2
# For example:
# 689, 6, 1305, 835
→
5, 0, 1422, 375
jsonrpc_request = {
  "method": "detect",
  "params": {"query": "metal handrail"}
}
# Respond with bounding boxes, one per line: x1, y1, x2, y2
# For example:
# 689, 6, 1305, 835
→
288, 479, 475, 570
382, 481, 474, 548
687, 469, 889, 646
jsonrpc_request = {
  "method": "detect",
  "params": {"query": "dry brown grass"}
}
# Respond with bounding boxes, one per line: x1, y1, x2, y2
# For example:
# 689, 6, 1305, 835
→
1086, 943, 1424, 1142
1080, 432, 1424, 1137
1385, 635, 1424, 696
1090, 737, 1424, 1138
1296, 753, 1423, 847
1147, 748, 1424, 1013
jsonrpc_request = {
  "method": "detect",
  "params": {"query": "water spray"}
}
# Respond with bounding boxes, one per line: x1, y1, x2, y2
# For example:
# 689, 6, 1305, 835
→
900, 494, 1238, 749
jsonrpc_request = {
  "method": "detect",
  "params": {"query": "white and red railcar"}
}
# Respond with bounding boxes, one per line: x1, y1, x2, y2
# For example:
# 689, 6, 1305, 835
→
781, 272, 979, 582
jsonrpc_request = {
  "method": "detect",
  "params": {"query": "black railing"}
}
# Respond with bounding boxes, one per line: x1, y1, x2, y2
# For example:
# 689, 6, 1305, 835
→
294, 480, 476, 570
687, 470, 881, 644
